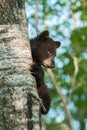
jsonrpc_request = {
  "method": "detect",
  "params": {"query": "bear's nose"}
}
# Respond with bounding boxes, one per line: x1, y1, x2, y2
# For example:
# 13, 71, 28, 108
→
51, 62, 55, 68
52, 64, 55, 67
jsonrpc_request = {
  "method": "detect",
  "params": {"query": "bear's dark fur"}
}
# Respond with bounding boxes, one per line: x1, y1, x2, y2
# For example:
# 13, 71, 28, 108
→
30, 31, 61, 114
37, 83, 51, 114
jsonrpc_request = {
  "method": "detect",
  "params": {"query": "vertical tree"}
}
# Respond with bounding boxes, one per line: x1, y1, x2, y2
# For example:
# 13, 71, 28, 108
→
0, 0, 41, 130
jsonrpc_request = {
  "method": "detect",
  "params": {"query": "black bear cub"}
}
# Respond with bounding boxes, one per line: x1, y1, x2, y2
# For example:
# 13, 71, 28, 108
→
30, 31, 61, 114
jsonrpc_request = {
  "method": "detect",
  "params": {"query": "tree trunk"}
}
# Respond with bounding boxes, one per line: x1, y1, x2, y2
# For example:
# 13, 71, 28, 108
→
0, 1, 41, 130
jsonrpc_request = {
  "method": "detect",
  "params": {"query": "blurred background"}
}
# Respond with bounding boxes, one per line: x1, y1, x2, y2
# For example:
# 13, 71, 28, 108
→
25, 0, 87, 130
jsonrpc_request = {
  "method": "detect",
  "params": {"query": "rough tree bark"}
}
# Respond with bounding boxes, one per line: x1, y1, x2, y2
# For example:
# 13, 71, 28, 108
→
0, 0, 41, 130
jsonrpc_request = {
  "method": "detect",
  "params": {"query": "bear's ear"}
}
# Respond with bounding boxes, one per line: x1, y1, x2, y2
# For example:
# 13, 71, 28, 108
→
37, 30, 49, 40
55, 41, 61, 48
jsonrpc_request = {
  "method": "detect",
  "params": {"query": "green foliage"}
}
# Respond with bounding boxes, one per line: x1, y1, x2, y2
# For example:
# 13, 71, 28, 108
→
46, 122, 70, 130
71, 27, 87, 54
63, 53, 74, 75
26, 0, 87, 129
81, 11, 87, 21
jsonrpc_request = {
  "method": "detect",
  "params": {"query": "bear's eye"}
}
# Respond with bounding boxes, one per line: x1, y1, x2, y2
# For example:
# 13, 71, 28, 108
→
48, 51, 52, 56
48, 51, 51, 54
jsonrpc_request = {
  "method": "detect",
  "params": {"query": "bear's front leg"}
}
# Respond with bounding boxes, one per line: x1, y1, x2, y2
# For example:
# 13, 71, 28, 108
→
37, 83, 51, 114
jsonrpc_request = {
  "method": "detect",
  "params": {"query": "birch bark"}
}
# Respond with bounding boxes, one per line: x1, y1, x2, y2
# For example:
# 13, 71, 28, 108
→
0, 1, 41, 130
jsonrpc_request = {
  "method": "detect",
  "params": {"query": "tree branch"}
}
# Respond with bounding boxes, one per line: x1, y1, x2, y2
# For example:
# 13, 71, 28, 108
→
35, 0, 39, 33
47, 69, 72, 129
69, 53, 79, 94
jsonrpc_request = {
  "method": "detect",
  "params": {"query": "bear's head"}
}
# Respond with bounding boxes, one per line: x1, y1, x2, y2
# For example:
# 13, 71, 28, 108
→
31, 31, 61, 68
